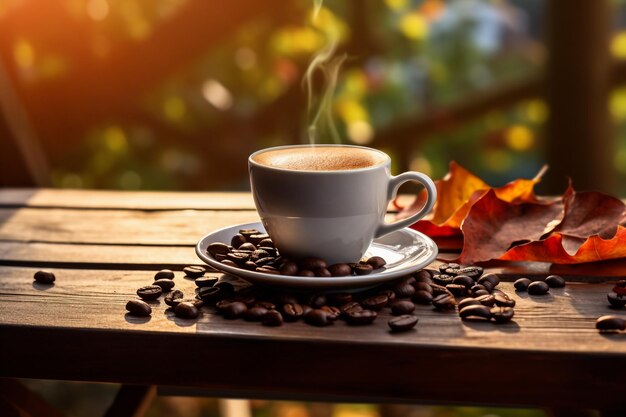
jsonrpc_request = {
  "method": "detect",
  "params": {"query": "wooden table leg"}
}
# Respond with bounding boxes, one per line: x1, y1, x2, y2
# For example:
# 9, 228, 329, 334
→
0, 378, 66, 417
103, 385, 155, 417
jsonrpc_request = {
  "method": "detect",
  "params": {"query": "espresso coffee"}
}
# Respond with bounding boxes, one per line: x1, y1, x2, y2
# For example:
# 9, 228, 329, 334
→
252, 146, 386, 171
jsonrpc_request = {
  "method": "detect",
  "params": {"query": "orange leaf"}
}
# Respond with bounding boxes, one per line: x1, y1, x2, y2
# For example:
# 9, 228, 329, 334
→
500, 226, 626, 264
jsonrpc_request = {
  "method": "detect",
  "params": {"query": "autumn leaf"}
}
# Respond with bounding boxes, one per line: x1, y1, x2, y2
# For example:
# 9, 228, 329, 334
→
459, 189, 564, 264
500, 226, 626, 264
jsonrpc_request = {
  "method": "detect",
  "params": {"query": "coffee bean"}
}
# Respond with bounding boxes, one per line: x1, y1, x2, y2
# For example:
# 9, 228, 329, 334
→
251, 249, 270, 262
183, 266, 205, 278
471, 284, 487, 293
327, 293, 352, 306
195, 277, 217, 288
391, 300, 415, 315
328, 263, 352, 276
413, 269, 433, 283
215, 254, 227, 261
320, 306, 341, 321
306, 294, 327, 308
254, 257, 275, 268
197, 286, 222, 303
455, 266, 483, 279
472, 289, 490, 297
458, 298, 482, 309
393, 282, 416, 298
258, 238, 274, 248
299, 257, 328, 271
412, 290, 433, 305
439, 263, 460, 273
256, 266, 281, 275
227, 252, 249, 265
34, 270, 55, 284
215, 300, 233, 314
362, 295, 388, 311
494, 293, 516, 307
258, 247, 278, 257
545, 275, 566, 288
388, 315, 418, 332
136, 285, 162, 301
255, 301, 276, 310
236, 242, 255, 252
432, 274, 455, 286
214, 281, 235, 295
432, 294, 456, 310
154, 269, 175, 280
453, 275, 474, 288
459, 304, 492, 321
262, 310, 283, 326
298, 270, 315, 277
446, 284, 466, 297
221, 259, 238, 267
164, 290, 184, 307
314, 267, 332, 277
607, 292, 626, 308
282, 303, 305, 321
244, 306, 268, 322
478, 273, 499, 288
491, 307, 515, 323
354, 263, 374, 275
208, 242, 231, 256
305, 309, 333, 326
514, 278, 531, 291
238, 229, 259, 239
528, 281, 550, 295
174, 302, 199, 319
249, 233, 270, 245
279, 262, 298, 276
183, 298, 204, 308
126, 299, 151, 317
230, 234, 247, 249
413, 282, 433, 293
475, 294, 496, 307
596, 315, 626, 332
345, 309, 377, 325
430, 283, 451, 297
340, 301, 363, 316
378, 289, 396, 303
366, 256, 386, 269
222, 301, 247, 319
153, 279, 175, 292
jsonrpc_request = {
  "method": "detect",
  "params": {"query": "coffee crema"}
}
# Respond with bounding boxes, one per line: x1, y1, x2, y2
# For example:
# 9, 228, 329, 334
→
252, 146, 387, 171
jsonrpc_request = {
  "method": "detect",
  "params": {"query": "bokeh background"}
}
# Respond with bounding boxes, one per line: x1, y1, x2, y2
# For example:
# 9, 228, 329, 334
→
1, 0, 624, 416
0, 0, 624, 194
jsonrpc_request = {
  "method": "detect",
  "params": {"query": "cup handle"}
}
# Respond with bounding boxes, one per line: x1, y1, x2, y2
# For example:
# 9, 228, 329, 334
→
374, 172, 437, 238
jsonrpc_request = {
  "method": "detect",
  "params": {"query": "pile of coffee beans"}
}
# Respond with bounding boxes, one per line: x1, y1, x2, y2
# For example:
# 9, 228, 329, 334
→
126, 268, 182, 318
207, 229, 387, 277
513, 274, 565, 295
421, 263, 516, 324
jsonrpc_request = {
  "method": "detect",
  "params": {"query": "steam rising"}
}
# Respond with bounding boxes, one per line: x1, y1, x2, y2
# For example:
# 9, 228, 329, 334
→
303, 1, 345, 144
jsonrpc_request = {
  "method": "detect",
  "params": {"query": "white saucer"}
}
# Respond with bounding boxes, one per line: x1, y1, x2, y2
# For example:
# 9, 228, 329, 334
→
195, 222, 438, 289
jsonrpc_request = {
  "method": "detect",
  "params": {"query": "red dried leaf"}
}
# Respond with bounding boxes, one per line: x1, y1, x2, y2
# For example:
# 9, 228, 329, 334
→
459, 189, 564, 264
500, 226, 626, 264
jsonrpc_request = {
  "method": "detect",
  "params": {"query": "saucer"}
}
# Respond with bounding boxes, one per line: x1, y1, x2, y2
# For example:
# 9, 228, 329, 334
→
195, 222, 438, 290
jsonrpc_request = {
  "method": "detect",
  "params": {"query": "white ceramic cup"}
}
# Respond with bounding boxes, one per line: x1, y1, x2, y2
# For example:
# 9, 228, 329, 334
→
248, 144, 436, 265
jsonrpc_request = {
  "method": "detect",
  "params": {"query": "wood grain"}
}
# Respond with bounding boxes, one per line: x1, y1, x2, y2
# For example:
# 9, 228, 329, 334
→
1, 266, 625, 409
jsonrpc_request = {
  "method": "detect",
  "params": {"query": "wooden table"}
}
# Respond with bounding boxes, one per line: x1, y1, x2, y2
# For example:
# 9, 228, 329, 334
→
1, 189, 625, 417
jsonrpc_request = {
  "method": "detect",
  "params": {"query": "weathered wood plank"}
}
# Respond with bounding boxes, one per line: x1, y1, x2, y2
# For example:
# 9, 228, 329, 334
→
1, 266, 625, 409
0, 242, 200, 269
0, 208, 260, 245
0, 189, 415, 212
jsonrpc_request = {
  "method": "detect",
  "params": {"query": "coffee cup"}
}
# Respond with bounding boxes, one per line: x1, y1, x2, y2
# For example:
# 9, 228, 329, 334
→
248, 144, 436, 265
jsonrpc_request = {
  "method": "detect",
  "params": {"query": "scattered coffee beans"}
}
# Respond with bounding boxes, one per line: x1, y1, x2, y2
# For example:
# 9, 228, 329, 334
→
34, 270, 55, 284
514, 278, 531, 291
596, 315, 626, 332
183, 265, 205, 278
153, 279, 175, 292
459, 304, 492, 321
391, 300, 415, 315
491, 307, 515, 324
305, 309, 333, 326
366, 256, 387, 269
175, 302, 199, 319
545, 275, 566, 288
345, 309, 378, 325
126, 299, 151, 317
164, 290, 184, 307
195, 277, 218, 288
262, 310, 283, 327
